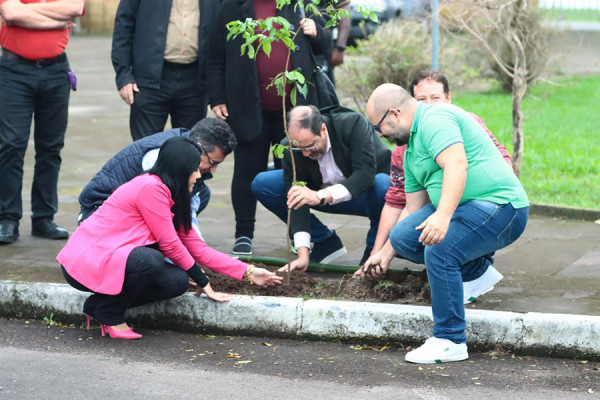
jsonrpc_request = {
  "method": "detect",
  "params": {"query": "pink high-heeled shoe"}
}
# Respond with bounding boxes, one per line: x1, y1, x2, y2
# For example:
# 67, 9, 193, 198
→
99, 323, 142, 340
85, 314, 92, 330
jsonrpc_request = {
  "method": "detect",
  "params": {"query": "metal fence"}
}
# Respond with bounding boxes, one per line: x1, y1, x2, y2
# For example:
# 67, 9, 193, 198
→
539, 0, 600, 10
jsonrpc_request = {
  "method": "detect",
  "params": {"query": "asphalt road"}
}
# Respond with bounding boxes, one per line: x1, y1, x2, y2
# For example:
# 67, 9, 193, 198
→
1, 318, 598, 400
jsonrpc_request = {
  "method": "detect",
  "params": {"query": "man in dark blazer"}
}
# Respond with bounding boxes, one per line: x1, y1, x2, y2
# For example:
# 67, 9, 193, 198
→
252, 105, 391, 270
112, 0, 216, 140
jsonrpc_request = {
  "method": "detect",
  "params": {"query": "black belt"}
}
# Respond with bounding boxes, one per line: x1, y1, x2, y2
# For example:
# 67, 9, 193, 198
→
1, 49, 67, 67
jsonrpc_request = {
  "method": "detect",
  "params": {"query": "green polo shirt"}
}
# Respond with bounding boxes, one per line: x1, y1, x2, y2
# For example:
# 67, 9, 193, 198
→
404, 103, 529, 209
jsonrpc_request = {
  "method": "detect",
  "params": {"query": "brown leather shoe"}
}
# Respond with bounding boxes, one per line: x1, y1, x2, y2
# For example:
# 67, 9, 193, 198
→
31, 221, 69, 240
0, 223, 19, 244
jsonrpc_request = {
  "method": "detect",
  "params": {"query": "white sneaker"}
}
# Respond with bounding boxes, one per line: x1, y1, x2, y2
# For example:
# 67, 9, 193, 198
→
405, 337, 469, 364
463, 265, 503, 304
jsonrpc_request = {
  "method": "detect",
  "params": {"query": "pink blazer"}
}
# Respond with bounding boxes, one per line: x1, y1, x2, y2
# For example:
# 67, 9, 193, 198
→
57, 174, 247, 295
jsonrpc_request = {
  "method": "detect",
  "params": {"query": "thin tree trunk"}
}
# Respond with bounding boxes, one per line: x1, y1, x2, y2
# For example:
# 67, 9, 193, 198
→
510, 0, 527, 177
511, 56, 527, 177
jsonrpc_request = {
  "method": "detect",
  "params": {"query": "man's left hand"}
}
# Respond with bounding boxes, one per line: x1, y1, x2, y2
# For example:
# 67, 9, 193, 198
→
287, 186, 320, 210
415, 211, 451, 246
331, 48, 344, 67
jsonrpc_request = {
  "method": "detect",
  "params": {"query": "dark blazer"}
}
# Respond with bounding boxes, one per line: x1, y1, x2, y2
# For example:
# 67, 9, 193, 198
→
206, 0, 332, 143
283, 106, 392, 235
111, 0, 217, 91
79, 128, 211, 212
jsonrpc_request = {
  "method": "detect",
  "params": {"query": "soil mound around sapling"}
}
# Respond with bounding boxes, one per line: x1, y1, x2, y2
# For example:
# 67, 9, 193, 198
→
204, 264, 430, 305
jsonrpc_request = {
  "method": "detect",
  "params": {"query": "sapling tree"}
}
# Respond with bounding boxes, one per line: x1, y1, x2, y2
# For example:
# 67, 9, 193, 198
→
225, 0, 376, 282
441, 0, 551, 176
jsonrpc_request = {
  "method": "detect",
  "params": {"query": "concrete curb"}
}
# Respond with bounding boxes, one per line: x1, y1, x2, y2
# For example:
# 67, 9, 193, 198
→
1, 281, 599, 359
529, 203, 600, 222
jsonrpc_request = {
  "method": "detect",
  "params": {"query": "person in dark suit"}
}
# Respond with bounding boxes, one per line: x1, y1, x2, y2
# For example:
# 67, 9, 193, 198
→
207, 0, 332, 256
252, 105, 391, 270
112, 0, 216, 140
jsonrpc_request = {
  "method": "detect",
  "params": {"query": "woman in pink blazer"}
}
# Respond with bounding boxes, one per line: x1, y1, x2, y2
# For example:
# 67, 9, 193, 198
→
57, 137, 282, 339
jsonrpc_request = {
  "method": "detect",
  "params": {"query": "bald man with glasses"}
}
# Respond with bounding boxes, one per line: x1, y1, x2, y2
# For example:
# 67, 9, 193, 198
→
252, 105, 391, 271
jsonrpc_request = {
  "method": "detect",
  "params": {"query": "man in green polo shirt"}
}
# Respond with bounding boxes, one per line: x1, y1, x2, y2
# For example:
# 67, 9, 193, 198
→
359, 83, 529, 364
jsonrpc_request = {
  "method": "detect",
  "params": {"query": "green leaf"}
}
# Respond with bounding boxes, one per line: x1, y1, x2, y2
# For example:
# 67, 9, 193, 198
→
271, 143, 288, 159
305, 3, 319, 16
298, 83, 308, 99
294, 181, 307, 187
262, 41, 272, 57
290, 86, 297, 106
295, 71, 306, 84
324, 19, 337, 29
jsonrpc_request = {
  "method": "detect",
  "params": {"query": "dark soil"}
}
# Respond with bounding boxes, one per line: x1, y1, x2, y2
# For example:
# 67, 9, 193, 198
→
205, 264, 431, 305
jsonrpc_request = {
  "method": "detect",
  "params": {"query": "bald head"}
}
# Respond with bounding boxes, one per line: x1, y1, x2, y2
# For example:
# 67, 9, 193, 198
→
367, 83, 414, 117
288, 105, 323, 136
366, 84, 417, 146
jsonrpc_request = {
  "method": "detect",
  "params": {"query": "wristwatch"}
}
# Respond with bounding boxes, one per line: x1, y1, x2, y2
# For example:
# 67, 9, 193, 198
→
334, 44, 346, 52
317, 190, 328, 206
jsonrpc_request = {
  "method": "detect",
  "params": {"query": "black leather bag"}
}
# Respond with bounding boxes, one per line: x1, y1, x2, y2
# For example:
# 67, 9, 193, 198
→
312, 61, 340, 108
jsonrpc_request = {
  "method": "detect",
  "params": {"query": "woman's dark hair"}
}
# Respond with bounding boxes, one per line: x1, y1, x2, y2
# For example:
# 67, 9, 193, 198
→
148, 136, 202, 233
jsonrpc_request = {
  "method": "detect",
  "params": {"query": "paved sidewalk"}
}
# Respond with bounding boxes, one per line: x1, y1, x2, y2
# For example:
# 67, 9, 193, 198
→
0, 36, 599, 356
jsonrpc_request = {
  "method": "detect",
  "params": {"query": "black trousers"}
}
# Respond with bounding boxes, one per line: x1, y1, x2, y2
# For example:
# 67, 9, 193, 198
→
129, 60, 207, 141
0, 56, 71, 225
232, 109, 285, 239
62, 247, 189, 326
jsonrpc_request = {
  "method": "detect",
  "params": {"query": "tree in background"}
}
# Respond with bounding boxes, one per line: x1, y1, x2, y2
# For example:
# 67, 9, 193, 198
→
441, 0, 551, 176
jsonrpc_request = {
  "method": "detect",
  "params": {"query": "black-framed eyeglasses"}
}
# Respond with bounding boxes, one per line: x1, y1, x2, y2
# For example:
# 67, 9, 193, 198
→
372, 108, 399, 133
291, 139, 319, 152
200, 144, 221, 166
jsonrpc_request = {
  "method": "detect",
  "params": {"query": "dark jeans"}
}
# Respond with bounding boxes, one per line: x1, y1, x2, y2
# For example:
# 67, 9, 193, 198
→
232, 109, 285, 239
130, 60, 207, 141
0, 56, 71, 226
62, 246, 189, 325
252, 169, 390, 247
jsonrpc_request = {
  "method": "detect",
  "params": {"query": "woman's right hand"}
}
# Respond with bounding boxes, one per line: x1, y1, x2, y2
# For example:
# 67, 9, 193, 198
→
212, 104, 229, 121
197, 282, 233, 302
251, 267, 284, 287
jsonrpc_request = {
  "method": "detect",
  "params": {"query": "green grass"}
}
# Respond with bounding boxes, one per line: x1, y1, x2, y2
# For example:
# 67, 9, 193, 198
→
543, 9, 600, 22
453, 75, 600, 209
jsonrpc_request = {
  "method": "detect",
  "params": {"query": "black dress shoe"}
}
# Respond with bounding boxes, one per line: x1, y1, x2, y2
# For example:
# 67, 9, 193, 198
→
0, 223, 19, 244
31, 221, 69, 240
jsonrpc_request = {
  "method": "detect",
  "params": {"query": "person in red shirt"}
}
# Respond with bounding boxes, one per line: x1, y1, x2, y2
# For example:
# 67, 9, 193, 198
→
0, 0, 84, 244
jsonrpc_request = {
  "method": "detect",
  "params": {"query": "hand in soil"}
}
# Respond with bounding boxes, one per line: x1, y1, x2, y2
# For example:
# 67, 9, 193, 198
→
354, 251, 389, 279
278, 257, 309, 273
251, 267, 284, 287
195, 282, 233, 302
278, 250, 309, 273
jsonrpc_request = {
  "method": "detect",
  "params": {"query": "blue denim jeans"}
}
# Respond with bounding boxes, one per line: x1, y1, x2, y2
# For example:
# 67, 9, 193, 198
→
252, 169, 390, 248
389, 201, 529, 343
